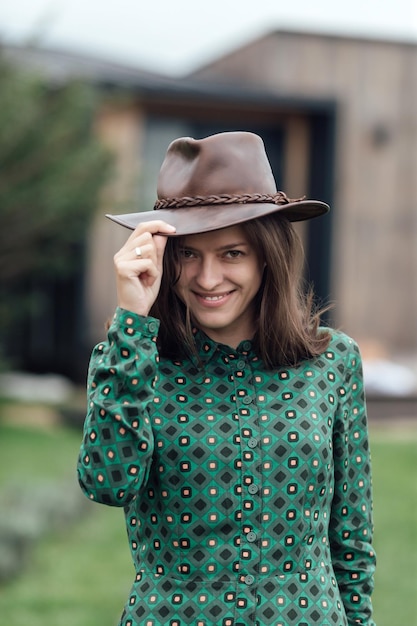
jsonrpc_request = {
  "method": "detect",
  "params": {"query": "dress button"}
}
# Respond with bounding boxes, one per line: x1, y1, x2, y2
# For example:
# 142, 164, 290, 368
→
241, 341, 252, 351
247, 531, 257, 542
247, 437, 258, 448
242, 396, 252, 405
147, 321, 158, 333
236, 359, 246, 370
244, 574, 255, 585
248, 483, 259, 494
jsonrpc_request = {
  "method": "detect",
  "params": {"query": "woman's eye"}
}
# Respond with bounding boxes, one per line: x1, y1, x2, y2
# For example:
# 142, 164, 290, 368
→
225, 250, 243, 258
180, 249, 195, 259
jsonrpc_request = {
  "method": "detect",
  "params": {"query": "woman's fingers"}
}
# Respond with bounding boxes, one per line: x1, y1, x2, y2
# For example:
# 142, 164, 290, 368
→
127, 220, 176, 248
113, 221, 176, 315
121, 222, 175, 264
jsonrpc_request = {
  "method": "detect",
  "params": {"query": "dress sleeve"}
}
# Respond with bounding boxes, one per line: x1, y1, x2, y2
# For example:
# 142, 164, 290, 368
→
77, 307, 160, 507
329, 338, 376, 625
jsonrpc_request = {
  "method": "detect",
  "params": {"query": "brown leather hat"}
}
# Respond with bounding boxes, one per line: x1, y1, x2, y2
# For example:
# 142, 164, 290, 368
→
106, 131, 329, 235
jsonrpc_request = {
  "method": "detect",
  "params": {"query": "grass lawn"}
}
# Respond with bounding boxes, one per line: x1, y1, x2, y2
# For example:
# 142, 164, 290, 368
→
0, 419, 132, 626
370, 424, 417, 625
0, 415, 416, 625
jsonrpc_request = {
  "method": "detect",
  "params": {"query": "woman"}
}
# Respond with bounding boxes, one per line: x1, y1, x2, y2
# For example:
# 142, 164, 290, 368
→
78, 131, 376, 625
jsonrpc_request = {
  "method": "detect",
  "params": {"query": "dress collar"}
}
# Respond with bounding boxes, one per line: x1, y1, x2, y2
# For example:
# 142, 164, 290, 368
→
192, 327, 258, 366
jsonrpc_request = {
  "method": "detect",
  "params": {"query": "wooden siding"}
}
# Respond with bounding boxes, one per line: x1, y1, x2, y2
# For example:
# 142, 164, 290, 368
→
192, 31, 417, 353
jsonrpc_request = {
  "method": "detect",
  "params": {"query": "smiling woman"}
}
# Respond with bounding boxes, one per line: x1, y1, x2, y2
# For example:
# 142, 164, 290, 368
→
172, 227, 264, 348
77, 131, 376, 626
154, 211, 330, 367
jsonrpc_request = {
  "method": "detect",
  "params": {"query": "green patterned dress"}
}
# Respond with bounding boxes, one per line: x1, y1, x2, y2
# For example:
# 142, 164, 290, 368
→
78, 308, 376, 626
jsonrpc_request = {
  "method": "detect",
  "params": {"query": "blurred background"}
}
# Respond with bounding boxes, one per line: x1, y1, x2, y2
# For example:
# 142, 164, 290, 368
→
0, 1, 416, 625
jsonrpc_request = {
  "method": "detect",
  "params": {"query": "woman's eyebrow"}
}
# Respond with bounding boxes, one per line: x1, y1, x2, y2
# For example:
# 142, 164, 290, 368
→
182, 241, 249, 252
217, 241, 249, 251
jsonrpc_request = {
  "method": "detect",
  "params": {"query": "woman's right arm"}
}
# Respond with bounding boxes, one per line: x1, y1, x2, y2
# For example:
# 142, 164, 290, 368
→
77, 308, 160, 507
77, 220, 175, 507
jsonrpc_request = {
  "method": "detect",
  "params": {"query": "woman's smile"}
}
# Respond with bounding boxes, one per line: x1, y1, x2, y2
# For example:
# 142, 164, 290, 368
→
193, 290, 235, 305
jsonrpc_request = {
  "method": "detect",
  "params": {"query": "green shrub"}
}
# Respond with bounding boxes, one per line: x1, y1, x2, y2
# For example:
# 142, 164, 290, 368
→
0, 480, 89, 582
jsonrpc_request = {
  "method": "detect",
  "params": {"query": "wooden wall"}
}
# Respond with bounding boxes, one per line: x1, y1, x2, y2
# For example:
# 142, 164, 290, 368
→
192, 31, 417, 354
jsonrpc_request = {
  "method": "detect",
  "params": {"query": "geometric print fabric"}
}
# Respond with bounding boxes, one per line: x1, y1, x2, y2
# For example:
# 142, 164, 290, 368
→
78, 308, 376, 625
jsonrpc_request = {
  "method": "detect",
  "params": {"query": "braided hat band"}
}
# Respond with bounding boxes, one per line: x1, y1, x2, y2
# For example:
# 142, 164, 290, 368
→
154, 191, 302, 211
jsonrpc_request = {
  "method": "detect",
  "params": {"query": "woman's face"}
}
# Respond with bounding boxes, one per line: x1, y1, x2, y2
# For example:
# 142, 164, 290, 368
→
174, 225, 264, 348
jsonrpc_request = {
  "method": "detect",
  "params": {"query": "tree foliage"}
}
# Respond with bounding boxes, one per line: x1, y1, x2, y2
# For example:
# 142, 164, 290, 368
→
0, 49, 113, 366
0, 53, 112, 283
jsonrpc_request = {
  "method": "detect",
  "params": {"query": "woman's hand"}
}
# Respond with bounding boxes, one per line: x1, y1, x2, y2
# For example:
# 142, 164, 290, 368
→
113, 220, 176, 316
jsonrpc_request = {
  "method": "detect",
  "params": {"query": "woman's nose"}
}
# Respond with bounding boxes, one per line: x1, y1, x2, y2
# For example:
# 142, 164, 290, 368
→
195, 257, 223, 290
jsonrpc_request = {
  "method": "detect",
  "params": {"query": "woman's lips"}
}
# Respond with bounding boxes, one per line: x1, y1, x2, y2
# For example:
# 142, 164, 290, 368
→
193, 291, 234, 307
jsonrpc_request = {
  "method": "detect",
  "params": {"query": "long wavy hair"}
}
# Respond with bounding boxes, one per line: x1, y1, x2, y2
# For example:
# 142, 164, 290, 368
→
150, 214, 331, 368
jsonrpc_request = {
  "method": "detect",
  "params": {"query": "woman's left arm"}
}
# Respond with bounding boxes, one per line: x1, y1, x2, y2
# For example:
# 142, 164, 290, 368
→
329, 338, 376, 626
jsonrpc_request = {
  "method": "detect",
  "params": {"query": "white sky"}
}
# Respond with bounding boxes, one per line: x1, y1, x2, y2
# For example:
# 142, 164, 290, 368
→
0, 0, 417, 75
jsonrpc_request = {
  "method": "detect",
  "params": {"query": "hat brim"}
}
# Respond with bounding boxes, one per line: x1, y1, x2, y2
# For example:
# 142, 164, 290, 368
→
106, 200, 329, 236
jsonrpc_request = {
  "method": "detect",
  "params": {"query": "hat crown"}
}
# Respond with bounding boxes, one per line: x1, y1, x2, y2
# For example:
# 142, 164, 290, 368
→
157, 131, 277, 200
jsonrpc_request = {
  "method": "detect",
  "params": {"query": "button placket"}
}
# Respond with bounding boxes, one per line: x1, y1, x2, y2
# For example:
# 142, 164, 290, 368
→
233, 356, 263, 609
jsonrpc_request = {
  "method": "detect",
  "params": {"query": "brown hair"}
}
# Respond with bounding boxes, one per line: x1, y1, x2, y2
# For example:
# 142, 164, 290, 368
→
150, 214, 331, 368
